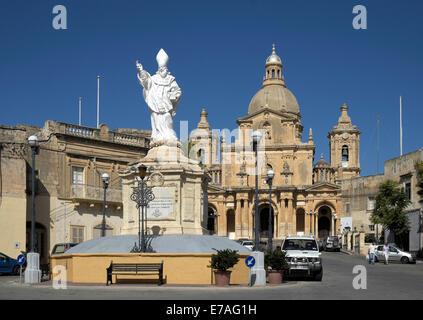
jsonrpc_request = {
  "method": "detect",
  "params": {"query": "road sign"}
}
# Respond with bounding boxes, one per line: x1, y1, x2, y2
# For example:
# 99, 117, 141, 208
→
17, 254, 25, 265
245, 256, 255, 268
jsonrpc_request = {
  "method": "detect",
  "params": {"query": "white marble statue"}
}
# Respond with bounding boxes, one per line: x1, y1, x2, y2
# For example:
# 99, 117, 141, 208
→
136, 49, 182, 144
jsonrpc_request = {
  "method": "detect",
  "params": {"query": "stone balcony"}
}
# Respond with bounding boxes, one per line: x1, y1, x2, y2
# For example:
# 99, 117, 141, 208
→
71, 184, 122, 208
44, 120, 150, 148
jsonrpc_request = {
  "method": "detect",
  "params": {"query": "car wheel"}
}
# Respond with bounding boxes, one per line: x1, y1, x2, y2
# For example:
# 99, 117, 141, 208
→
313, 270, 323, 281
13, 265, 20, 275
401, 256, 409, 264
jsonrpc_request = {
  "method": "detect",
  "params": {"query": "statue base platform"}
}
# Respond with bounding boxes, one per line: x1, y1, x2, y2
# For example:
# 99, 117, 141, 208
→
119, 144, 209, 236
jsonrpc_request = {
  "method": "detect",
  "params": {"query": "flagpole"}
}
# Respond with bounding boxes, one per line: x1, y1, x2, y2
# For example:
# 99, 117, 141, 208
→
79, 97, 82, 126
376, 114, 381, 173
97, 75, 100, 128
400, 96, 403, 156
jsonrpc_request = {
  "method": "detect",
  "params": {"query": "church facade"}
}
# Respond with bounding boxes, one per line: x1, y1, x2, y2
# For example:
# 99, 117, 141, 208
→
190, 46, 361, 242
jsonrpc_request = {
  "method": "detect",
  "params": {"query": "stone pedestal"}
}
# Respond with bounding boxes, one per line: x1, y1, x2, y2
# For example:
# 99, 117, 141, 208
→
120, 144, 209, 236
248, 251, 266, 286
24, 252, 41, 284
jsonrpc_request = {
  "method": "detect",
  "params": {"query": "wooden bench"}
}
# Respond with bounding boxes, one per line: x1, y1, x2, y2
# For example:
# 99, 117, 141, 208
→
106, 261, 163, 286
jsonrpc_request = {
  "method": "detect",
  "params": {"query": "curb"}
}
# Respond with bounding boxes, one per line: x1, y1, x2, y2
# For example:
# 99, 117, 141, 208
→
339, 249, 354, 256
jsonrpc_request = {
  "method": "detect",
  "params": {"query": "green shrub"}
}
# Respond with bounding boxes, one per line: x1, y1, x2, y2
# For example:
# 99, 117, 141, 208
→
208, 248, 240, 272
264, 249, 288, 271
365, 233, 376, 243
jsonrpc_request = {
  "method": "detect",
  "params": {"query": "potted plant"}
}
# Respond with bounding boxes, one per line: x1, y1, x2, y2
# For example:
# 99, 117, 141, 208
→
264, 249, 288, 284
208, 248, 240, 286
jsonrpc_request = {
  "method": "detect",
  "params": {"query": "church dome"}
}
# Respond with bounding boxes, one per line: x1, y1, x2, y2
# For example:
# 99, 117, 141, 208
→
248, 45, 300, 116
248, 84, 300, 115
315, 154, 329, 168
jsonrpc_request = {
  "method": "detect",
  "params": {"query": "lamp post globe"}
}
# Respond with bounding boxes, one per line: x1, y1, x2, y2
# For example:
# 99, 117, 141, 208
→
102, 173, 110, 186
139, 164, 147, 180
252, 130, 262, 145
28, 135, 39, 148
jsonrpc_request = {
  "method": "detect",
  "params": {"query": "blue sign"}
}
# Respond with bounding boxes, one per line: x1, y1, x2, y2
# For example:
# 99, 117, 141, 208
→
17, 254, 25, 265
245, 256, 255, 268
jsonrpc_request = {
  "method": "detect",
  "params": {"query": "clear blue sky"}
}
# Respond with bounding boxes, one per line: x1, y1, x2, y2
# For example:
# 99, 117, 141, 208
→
1, 0, 422, 177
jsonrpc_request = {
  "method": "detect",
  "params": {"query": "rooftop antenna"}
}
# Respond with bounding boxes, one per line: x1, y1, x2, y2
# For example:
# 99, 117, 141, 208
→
400, 96, 403, 156
97, 75, 100, 128
78, 97, 82, 126
375, 114, 381, 173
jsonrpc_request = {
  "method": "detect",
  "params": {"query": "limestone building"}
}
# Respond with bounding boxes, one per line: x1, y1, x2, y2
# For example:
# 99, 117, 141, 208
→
341, 149, 423, 254
190, 46, 362, 242
0, 121, 149, 262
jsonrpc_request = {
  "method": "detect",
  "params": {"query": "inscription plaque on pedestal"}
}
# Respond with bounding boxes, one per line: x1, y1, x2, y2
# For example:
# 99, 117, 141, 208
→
147, 186, 174, 219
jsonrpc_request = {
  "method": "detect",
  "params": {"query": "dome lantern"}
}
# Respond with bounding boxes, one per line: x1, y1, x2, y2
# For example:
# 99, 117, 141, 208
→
264, 44, 283, 82
247, 45, 300, 116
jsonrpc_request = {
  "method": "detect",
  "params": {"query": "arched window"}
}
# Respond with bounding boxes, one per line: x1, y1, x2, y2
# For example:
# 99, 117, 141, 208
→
263, 122, 271, 140
272, 69, 275, 79
197, 149, 205, 164
342, 145, 349, 167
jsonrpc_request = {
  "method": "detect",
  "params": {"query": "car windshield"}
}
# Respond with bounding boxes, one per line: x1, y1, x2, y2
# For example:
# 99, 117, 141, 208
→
243, 241, 253, 246
53, 244, 66, 254
283, 239, 318, 251
328, 236, 338, 241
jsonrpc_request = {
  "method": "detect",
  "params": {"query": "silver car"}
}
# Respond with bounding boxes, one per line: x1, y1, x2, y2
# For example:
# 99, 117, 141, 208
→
239, 240, 254, 251
323, 236, 341, 252
374, 245, 416, 264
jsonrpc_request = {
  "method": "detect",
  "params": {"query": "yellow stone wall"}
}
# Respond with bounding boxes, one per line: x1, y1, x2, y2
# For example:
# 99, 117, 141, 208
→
50, 253, 250, 285
0, 152, 27, 258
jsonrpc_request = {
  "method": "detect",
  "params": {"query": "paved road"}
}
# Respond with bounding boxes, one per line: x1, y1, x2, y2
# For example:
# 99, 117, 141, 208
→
0, 252, 422, 300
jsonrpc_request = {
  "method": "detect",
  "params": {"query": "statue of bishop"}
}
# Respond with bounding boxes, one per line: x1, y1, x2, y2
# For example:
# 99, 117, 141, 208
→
136, 49, 182, 144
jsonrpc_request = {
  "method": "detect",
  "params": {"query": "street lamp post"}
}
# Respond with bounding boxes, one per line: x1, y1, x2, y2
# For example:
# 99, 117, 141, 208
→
249, 130, 266, 286
28, 135, 39, 253
101, 173, 110, 237
313, 211, 316, 236
25, 135, 41, 284
252, 130, 262, 251
334, 213, 338, 237
130, 165, 155, 252
309, 210, 313, 234
266, 170, 274, 251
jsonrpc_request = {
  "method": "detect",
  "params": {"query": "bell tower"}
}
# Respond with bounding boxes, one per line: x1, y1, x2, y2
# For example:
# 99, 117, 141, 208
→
328, 104, 361, 182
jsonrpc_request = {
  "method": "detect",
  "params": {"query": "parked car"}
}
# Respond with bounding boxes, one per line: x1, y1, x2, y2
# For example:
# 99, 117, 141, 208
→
323, 236, 341, 252
374, 245, 416, 264
51, 243, 78, 255
239, 240, 254, 251
281, 235, 323, 281
0, 252, 20, 275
